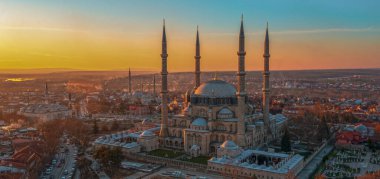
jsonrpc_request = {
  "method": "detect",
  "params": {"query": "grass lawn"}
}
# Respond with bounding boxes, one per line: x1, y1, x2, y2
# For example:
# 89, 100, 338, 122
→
181, 156, 211, 165
147, 149, 184, 158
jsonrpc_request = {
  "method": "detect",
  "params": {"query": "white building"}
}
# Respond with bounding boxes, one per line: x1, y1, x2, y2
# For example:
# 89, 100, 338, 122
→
208, 140, 304, 179
19, 103, 72, 121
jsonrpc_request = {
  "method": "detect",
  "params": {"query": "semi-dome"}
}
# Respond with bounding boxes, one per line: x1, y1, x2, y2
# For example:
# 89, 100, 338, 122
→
140, 130, 154, 137
218, 107, 234, 119
194, 80, 236, 97
191, 117, 207, 126
219, 108, 233, 115
220, 140, 239, 150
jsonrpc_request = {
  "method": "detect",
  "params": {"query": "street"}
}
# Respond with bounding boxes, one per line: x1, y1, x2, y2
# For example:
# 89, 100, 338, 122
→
40, 135, 79, 179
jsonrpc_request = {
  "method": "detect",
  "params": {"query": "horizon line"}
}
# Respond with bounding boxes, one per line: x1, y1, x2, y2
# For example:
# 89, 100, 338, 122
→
0, 67, 379, 75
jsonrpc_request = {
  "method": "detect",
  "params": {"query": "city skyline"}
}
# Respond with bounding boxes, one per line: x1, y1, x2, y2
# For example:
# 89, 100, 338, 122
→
0, 0, 380, 72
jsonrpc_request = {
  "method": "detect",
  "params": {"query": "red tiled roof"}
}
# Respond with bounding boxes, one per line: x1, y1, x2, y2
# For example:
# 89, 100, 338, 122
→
12, 145, 42, 163
336, 131, 364, 144
0, 160, 27, 169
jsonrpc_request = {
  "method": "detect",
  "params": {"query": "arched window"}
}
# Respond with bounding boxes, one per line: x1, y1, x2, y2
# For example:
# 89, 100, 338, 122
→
216, 124, 226, 131
199, 109, 207, 117
178, 130, 182, 137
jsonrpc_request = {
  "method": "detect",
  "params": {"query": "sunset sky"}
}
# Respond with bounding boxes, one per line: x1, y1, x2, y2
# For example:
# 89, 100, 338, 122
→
0, 0, 379, 72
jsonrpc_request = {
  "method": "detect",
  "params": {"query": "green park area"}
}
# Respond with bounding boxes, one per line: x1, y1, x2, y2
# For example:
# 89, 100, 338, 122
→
147, 149, 184, 159
181, 156, 211, 165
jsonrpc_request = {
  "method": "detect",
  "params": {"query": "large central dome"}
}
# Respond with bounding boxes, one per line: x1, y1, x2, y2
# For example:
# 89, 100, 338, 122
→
194, 80, 236, 97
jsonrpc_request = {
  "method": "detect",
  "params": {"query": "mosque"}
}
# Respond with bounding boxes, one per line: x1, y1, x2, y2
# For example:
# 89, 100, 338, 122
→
95, 17, 289, 155
157, 17, 288, 156
93, 17, 303, 178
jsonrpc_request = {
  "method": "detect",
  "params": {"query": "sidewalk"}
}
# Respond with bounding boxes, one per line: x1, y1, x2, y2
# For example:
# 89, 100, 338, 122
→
296, 144, 334, 179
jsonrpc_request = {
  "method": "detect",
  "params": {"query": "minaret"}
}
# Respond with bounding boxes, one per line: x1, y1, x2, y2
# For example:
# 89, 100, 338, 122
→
194, 26, 201, 88
159, 19, 169, 139
44, 82, 49, 104
27, 89, 30, 105
263, 22, 272, 141
140, 79, 143, 92
236, 15, 247, 147
153, 75, 156, 96
68, 93, 72, 108
128, 67, 132, 95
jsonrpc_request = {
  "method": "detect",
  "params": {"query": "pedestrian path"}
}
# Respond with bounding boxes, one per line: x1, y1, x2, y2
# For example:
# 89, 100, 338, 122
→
296, 144, 334, 179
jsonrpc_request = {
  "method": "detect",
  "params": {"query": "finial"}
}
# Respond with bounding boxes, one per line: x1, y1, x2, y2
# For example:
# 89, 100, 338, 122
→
163, 18, 165, 26
197, 25, 198, 31
239, 14, 244, 37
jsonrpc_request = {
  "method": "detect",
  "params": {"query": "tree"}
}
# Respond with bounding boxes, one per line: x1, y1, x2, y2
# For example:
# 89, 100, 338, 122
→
281, 127, 291, 152
368, 139, 375, 151
94, 146, 109, 166
118, 101, 127, 114
111, 120, 119, 131
318, 118, 330, 141
94, 146, 124, 176
101, 125, 109, 132
93, 119, 99, 134
109, 147, 124, 167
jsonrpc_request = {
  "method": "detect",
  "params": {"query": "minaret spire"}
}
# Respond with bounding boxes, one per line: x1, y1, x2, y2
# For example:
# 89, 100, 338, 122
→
236, 15, 247, 147
128, 67, 132, 95
195, 26, 201, 88
237, 14, 246, 94
162, 19, 167, 53
263, 22, 272, 142
159, 19, 169, 140
264, 22, 270, 57
239, 14, 245, 52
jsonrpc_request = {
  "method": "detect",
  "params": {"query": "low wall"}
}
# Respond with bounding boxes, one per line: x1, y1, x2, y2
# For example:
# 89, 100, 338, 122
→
124, 153, 207, 172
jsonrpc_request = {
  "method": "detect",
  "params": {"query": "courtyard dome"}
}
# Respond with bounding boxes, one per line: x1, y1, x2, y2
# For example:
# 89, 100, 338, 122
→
194, 80, 236, 97
140, 130, 154, 137
190, 144, 200, 150
191, 118, 207, 126
220, 140, 239, 150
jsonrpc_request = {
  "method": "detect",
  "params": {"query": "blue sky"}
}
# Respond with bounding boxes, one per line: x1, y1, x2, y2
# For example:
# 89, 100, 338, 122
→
15, 0, 379, 30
